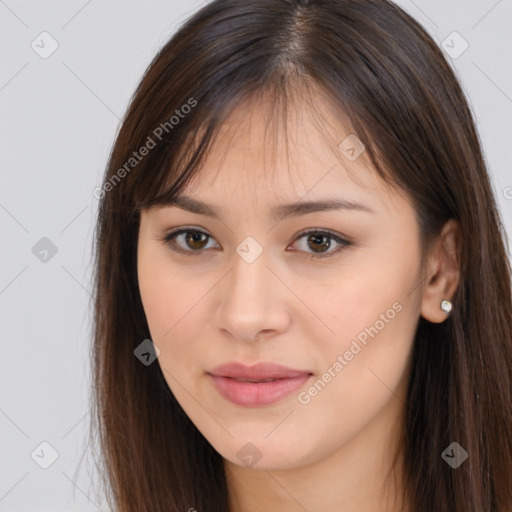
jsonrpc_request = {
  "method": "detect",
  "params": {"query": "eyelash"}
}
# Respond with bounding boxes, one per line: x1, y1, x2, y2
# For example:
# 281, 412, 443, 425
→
159, 227, 351, 259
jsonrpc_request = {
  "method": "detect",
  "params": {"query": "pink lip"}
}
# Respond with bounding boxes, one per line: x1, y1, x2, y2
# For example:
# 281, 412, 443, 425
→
208, 362, 313, 406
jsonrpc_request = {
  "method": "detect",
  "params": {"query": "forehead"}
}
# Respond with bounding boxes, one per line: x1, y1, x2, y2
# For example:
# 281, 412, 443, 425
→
185, 88, 382, 204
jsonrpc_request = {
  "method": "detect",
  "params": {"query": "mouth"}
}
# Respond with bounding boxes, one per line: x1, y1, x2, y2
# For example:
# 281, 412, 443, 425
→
207, 361, 313, 406
230, 377, 282, 382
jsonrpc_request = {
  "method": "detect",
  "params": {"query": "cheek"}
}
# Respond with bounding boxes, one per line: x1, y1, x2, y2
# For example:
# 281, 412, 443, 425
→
137, 250, 213, 381
138, 248, 189, 345
138, 237, 196, 330
294, 297, 416, 463
336, 235, 420, 341
302, 250, 419, 411
311, 264, 415, 353
306, 284, 414, 395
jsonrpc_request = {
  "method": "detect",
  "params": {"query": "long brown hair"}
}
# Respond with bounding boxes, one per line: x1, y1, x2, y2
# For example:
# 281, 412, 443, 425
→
89, 1, 512, 510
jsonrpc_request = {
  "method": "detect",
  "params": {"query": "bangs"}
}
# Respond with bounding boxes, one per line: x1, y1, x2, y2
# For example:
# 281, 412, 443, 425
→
133, 74, 394, 213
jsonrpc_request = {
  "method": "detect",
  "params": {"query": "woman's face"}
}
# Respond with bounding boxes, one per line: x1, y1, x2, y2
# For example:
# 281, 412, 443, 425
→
137, 93, 425, 470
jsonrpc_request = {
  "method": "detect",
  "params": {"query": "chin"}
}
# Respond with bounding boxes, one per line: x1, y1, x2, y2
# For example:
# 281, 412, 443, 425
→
214, 434, 319, 471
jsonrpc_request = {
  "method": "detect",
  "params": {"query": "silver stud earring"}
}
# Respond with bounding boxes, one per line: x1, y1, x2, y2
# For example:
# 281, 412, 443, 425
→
441, 300, 452, 314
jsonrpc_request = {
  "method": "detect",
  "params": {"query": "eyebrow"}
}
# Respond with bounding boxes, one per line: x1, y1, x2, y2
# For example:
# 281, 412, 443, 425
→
162, 194, 375, 220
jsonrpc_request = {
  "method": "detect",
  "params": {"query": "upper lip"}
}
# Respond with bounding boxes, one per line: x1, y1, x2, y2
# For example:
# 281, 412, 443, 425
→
208, 362, 313, 380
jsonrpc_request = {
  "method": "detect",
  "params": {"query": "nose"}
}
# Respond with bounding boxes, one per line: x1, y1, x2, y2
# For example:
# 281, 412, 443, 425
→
214, 247, 291, 343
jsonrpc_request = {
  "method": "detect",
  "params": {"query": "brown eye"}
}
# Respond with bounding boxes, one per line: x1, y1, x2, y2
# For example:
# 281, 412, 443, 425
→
163, 229, 218, 255
290, 229, 351, 259
161, 227, 351, 259
184, 231, 209, 250
307, 233, 332, 253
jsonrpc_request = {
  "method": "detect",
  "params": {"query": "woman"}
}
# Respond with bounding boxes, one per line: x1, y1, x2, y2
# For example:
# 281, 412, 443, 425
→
89, 1, 512, 510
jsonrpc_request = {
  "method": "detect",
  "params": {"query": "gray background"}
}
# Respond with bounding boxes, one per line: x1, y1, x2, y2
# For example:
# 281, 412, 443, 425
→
1, 1, 511, 510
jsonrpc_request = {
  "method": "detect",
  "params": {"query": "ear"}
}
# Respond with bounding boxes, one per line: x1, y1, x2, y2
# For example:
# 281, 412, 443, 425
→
420, 219, 461, 323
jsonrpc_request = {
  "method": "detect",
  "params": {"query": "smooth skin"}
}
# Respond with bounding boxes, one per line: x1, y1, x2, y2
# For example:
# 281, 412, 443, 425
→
137, 89, 460, 512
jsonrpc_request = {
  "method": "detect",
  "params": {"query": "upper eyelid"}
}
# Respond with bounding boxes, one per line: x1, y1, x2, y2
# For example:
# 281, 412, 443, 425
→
163, 226, 348, 240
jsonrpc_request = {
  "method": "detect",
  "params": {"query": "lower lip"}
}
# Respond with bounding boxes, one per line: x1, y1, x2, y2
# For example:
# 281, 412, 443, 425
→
208, 374, 312, 406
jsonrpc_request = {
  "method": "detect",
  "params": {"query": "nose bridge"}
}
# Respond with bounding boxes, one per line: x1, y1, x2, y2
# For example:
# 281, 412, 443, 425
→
215, 237, 289, 340
228, 239, 271, 309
